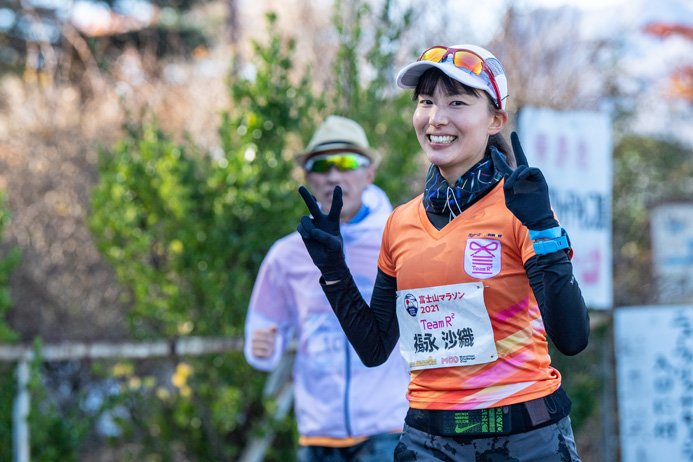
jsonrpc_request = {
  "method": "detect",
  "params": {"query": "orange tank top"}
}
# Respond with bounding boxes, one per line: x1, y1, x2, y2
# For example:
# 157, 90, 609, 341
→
378, 182, 561, 410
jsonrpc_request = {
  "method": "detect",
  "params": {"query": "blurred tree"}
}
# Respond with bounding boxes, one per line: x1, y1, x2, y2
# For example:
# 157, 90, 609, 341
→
0, 0, 213, 98
612, 134, 693, 307
26, 340, 94, 462
88, 12, 316, 459
0, 191, 21, 342
329, 0, 422, 204
487, 5, 617, 118
0, 364, 14, 458
644, 23, 693, 102
89, 13, 318, 341
0, 191, 22, 458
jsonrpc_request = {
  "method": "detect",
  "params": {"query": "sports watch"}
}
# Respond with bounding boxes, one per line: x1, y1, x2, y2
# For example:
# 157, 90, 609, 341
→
529, 227, 571, 255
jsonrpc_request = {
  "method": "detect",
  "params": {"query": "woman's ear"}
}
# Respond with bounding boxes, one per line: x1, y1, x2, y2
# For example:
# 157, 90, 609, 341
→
488, 110, 508, 135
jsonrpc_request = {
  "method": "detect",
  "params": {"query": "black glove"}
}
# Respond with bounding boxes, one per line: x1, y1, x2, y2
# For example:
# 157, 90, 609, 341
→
297, 185, 350, 281
490, 132, 558, 231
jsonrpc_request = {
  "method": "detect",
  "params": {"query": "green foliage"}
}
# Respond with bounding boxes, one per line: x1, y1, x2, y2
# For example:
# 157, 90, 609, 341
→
90, 122, 198, 338
0, 192, 21, 460
612, 135, 693, 306
27, 340, 94, 462
0, 362, 15, 456
548, 320, 609, 435
0, 191, 21, 342
89, 14, 319, 340
329, 0, 421, 205
86, 12, 326, 461
93, 354, 267, 462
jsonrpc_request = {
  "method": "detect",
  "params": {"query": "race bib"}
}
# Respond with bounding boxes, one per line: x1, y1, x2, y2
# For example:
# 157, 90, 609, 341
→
396, 283, 498, 371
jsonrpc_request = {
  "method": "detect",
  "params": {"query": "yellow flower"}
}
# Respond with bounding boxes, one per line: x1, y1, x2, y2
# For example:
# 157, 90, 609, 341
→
177, 321, 194, 335
112, 362, 134, 377
156, 387, 171, 401
172, 362, 193, 388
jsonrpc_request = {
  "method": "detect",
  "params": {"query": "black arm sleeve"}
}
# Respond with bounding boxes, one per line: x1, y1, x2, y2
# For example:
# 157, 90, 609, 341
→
321, 268, 399, 367
524, 250, 590, 356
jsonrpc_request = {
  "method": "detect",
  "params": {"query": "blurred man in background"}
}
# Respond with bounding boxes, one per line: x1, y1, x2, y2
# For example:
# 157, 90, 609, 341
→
244, 115, 410, 462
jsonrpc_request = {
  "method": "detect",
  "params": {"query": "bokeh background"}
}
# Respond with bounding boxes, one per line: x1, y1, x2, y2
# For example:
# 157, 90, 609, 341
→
1, 0, 692, 460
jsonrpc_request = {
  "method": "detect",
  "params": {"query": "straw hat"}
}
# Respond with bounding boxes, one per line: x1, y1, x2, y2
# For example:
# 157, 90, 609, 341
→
295, 115, 382, 167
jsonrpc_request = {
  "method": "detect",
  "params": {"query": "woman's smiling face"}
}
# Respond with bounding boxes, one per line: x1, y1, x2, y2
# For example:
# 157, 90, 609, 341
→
413, 82, 506, 183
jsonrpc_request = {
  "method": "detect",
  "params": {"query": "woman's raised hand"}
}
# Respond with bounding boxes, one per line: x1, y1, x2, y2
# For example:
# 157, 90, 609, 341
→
297, 186, 349, 281
490, 132, 559, 231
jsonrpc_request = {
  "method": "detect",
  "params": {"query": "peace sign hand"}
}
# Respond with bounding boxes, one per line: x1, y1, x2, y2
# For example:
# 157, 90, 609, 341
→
490, 132, 559, 231
297, 185, 349, 282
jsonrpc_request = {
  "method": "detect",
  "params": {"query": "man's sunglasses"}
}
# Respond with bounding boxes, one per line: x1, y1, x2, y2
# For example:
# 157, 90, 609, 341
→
417, 46, 503, 109
304, 153, 371, 173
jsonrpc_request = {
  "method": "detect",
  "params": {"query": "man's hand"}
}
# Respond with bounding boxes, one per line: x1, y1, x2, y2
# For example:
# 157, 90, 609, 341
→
297, 186, 349, 282
251, 325, 277, 359
490, 132, 559, 231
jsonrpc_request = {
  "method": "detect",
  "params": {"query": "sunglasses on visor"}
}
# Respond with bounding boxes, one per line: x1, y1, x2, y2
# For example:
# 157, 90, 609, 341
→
304, 153, 371, 173
417, 46, 503, 109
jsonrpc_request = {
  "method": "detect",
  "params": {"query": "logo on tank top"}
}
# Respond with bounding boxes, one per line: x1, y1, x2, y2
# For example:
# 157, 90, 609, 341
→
464, 238, 501, 279
403, 293, 418, 316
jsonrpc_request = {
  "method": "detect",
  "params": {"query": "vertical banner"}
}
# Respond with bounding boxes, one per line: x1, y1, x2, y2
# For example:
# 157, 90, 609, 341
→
651, 203, 693, 304
518, 107, 613, 309
614, 305, 693, 462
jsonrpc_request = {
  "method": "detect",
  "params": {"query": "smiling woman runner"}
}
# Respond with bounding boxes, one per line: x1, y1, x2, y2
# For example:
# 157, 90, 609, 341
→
296, 44, 590, 462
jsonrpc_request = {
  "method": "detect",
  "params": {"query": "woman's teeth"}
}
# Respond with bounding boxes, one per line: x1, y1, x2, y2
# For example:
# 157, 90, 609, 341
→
429, 135, 456, 144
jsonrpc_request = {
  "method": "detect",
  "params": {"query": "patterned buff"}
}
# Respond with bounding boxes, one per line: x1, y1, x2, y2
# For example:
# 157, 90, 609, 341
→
423, 155, 502, 218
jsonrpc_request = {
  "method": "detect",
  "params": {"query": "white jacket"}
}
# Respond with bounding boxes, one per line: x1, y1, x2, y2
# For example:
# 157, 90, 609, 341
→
244, 185, 410, 439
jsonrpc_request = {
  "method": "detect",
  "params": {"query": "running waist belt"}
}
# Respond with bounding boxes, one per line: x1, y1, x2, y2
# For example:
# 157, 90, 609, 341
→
404, 386, 572, 437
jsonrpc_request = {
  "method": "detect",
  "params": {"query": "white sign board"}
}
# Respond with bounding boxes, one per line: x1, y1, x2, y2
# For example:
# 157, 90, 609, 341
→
651, 203, 693, 304
614, 305, 693, 462
518, 107, 613, 309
